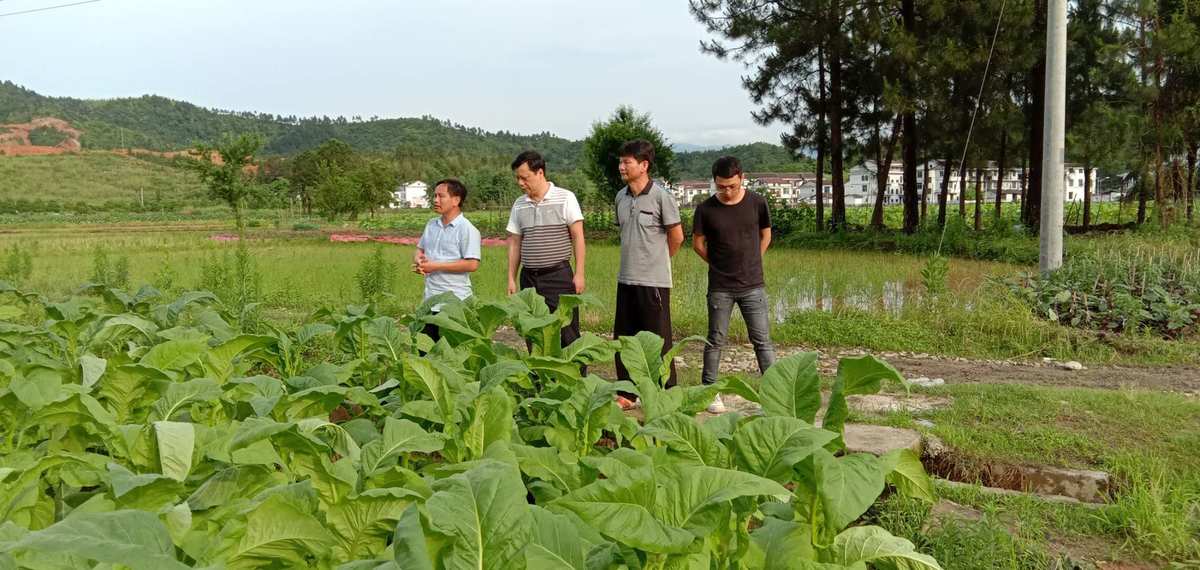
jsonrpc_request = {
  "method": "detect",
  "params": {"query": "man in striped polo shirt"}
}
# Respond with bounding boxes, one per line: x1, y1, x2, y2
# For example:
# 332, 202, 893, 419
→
506, 150, 587, 348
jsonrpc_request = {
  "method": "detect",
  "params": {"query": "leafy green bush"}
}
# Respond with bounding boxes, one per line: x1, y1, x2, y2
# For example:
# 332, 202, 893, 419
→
0, 284, 942, 568
1006, 249, 1200, 338
0, 242, 34, 285
89, 245, 129, 289
356, 245, 396, 303
27, 126, 70, 147
292, 220, 320, 231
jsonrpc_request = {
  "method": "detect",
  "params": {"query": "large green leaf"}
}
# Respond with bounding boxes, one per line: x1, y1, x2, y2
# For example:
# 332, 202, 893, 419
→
652, 464, 791, 535
881, 449, 936, 503
463, 387, 515, 460
153, 421, 195, 482
10, 367, 64, 411
733, 417, 837, 483
823, 356, 905, 443
749, 517, 816, 570
392, 503, 437, 570
149, 378, 222, 422
360, 418, 445, 477
139, 337, 207, 373
106, 463, 183, 511
639, 413, 728, 467
512, 444, 582, 493
478, 360, 531, 393
221, 492, 335, 568
78, 354, 106, 390
829, 525, 943, 569
617, 331, 664, 388
813, 449, 886, 534
552, 466, 694, 554
526, 506, 590, 570
187, 465, 281, 511
425, 460, 531, 570
8, 510, 189, 570
202, 334, 275, 381
759, 352, 822, 422
402, 355, 460, 424
327, 488, 420, 561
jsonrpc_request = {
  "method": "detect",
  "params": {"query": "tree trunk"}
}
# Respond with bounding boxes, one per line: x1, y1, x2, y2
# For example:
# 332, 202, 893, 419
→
901, 0, 919, 235
1137, 160, 1148, 224
1188, 143, 1196, 224
816, 47, 828, 232
920, 156, 929, 224
1154, 147, 1166, 229
1082, 159, 1092, 230
872, 116, 902, 230
830, 15, 847, 231
995, 131, 1007, 224
1022, 160, 1032, 223
938, 159, 951, 227
973, 166, 983, 230
1025, 0, 1047, 230
957, 156, 969, 220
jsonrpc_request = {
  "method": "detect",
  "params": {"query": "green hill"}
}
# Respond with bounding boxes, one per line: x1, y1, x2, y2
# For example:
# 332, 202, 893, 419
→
1, 82, 816, 174
0, 152, 210, 211
0, 81, 582, 168
673, 142, 815, 180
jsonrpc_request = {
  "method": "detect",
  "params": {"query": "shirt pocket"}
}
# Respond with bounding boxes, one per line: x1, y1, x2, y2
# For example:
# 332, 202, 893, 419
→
637, 210, 661, 231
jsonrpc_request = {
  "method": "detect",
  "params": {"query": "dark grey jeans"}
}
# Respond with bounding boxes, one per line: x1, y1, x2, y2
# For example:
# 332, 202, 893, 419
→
702, 287, 776, 385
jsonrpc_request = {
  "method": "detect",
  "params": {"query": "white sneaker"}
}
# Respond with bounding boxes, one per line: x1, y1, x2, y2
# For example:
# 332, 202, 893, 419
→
706, 394, 727, 414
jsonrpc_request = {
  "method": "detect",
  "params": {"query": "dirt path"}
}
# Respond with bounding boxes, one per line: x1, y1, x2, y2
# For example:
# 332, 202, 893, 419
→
491, 327, 1200, 394
684, 341, 1200, 395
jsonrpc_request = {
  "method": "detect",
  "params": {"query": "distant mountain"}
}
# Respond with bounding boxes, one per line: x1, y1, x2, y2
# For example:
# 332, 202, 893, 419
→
673, 142, 815, 180
0, 81, 582, 168
1, 82, 809, 177
670, 142, 728, 153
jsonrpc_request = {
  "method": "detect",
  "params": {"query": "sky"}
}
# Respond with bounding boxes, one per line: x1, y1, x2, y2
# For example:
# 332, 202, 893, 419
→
0, 0, 784, 147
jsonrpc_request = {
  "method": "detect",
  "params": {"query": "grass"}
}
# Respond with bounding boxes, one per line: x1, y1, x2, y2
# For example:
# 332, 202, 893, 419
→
3, 223, 1198, 366
0, 152, 209, 210
859, 382, 1200, 564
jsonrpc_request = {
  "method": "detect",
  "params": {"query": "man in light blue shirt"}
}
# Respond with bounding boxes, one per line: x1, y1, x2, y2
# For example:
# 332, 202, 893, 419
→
413, 178, 482, 341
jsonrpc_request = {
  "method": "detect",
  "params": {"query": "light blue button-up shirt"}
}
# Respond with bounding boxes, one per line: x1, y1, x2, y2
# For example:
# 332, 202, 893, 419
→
418, 213, 482, 305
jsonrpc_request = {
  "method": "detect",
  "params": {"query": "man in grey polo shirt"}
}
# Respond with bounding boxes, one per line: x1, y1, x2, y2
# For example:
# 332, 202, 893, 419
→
613, 139, 684, 400
413, 178, 482, 342
506, 150, 586, 348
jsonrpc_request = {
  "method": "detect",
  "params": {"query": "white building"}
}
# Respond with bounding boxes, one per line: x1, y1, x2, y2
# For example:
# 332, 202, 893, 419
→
848, 161, 1099, 205
672, 180, 714, 206
391, 181, 428, 209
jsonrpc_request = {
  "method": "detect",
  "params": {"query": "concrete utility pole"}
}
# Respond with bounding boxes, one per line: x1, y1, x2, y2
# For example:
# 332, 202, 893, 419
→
1039, 0, 1067, 272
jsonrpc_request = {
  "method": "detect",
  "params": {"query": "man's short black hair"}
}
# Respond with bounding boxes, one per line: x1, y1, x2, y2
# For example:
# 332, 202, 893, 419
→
712, 156, 743, 179
511, 150, 546, 173
434, 178, 468, 208
618, 139, 655, 166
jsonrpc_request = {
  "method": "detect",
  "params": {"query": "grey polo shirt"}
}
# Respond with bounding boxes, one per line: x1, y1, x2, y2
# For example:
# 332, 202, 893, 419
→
615, 180, 681, 288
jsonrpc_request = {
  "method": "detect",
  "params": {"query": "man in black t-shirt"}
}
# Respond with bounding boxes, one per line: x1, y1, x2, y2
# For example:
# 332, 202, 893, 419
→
691, 156, 777, 413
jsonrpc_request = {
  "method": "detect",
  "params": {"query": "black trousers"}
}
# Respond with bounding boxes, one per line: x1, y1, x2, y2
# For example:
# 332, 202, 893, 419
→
421, 323, 441, 344
519, 261, 582, 349
614, 282, 677, 389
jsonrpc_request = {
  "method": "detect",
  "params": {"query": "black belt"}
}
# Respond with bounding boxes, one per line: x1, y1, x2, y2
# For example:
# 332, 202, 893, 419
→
522, 260, 571, 276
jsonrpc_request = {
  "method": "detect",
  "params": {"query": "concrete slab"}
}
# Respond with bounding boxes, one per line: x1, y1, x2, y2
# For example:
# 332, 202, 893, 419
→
843, 423, 922, 456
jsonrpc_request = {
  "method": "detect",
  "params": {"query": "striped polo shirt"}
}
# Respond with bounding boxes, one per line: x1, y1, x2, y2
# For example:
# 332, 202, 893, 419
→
505, 183, 584, 269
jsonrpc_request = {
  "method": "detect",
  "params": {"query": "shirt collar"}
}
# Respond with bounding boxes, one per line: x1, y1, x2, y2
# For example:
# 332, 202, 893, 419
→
437, 212, 463, 228
627, 179, 655, 198
521, 182, 556, 205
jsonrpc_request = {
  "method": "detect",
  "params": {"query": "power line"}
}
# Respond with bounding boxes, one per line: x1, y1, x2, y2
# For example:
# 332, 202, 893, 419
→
0, 0, 101, 18
937, 0, 1009, 255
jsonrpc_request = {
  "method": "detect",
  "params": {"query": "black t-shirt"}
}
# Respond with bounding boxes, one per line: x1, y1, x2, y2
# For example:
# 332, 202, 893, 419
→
691, 191, 771, 292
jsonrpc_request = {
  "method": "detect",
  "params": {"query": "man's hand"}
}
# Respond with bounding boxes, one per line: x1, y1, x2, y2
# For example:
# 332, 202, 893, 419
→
412, 251, 428, 275
507, 278, 518, 296
416, 258, 440, 275
573, 273, 586, 294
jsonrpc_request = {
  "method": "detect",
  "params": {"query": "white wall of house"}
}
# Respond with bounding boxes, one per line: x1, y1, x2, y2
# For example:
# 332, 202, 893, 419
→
391, 181, 429, 209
